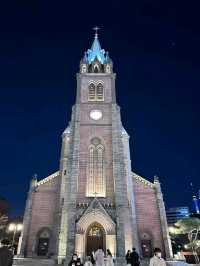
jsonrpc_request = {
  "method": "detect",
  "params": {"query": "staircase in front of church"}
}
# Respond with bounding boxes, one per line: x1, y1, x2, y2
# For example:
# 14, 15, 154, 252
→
13, 257, 192, 266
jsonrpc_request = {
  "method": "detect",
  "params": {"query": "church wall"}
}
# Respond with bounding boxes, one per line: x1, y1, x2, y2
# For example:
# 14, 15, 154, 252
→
133, 178, 165, 255
26, 177, 59, 256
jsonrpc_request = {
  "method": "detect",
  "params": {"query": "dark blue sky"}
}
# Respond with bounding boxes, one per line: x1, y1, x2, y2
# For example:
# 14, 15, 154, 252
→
0, 0, 199, 216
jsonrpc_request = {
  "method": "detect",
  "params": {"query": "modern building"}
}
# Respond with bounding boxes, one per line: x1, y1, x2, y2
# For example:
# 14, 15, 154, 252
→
18, 32, 172, 265
166, 207, 190, 225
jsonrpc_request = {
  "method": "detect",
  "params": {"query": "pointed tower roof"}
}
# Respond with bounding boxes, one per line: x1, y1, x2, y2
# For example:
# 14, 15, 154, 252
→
87, 33, 106, 64
81, 28, 110, 65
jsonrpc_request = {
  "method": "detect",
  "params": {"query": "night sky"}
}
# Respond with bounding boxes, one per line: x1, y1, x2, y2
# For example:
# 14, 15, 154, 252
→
0, 0, 199, 216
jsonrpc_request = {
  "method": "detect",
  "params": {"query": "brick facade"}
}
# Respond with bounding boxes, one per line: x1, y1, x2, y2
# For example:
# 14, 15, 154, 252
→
133, 176, 165, 254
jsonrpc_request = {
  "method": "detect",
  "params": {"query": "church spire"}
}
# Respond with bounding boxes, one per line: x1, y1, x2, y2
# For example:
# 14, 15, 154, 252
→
87, 28, 106, 64
79, 29, 113, 74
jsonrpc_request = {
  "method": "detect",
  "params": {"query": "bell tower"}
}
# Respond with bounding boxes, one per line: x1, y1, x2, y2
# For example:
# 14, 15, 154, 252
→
76, 31, 117, 203
57, 30, 139, 265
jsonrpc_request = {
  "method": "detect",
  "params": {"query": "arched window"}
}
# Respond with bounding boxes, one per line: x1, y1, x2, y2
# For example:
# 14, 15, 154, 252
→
96, 145, 104, 194
94, 64, 99, 73
88, 82, 104, 102
88, 145, 95, 194
96, 83, 104, 101
88, 83, 96, 101
87, 138, 105, 197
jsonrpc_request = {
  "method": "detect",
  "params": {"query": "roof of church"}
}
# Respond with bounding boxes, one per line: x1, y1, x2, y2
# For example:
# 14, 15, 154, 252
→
83, 33, 109, 64
36, 171, 59, 186
133, 172, 154, 188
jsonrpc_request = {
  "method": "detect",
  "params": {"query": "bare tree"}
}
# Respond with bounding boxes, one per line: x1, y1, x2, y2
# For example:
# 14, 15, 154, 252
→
175, 218, 200, 264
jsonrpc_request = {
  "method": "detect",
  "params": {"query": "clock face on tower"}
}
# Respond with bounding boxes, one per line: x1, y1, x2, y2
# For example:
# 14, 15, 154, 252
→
89, 110, 102, 120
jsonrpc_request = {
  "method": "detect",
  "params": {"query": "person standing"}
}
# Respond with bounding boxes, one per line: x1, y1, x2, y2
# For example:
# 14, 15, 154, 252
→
68, 253, 78, 266
0, 239, 13, 266
84, 256, 93, 266
149, 248, 166, 266
106, 249, 114, 266
126, 250, 132, 265
130, 248, 140, 266
77, 258, 83, 266
91, 251, 95, 265
94, 247, 105, 266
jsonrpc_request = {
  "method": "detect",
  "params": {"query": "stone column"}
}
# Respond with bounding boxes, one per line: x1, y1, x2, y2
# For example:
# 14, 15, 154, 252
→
122, 129, 141, 254
111, 104, 128, 266
154, 176, 173, 259
18, 175, 37, 257
54, 126, 72, 263
64, 104, 80, 265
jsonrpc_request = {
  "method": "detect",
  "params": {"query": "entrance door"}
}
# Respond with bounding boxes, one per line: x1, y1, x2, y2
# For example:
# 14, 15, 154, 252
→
37, 238, 49, 256
86, 223, 105, 256
141, 240, 152, 258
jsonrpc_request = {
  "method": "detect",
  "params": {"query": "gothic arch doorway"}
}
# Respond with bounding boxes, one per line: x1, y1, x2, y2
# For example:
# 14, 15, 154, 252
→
36, 228, 51, 257
141, 232, 152, 258
86, 222, 106, 256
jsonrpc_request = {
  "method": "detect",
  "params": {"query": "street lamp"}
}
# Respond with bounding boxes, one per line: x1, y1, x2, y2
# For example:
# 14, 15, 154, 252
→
8, 223, 23, 247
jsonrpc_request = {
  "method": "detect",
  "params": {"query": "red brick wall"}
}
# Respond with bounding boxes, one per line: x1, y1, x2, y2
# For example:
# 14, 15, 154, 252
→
133, 178, 165, 254
27, 176, 59, 255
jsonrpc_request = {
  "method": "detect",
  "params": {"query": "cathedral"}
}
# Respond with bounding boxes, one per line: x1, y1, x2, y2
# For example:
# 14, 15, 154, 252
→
18, 32, 172, 266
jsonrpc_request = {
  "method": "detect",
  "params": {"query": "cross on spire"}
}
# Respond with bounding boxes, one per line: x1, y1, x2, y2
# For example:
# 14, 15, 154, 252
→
93, 26, 100, 38
93, 191, 98, 198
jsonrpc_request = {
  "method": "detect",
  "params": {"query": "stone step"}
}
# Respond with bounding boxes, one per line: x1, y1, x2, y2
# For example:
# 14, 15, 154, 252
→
13, 258, 55, 266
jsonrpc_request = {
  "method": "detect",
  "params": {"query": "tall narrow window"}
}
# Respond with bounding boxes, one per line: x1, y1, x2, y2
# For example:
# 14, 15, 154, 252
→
86, 138, 105, 197
96, 83, 104, 101
96, 145, 104, 195
88, 145, 95, 194
88, 83, 96, 101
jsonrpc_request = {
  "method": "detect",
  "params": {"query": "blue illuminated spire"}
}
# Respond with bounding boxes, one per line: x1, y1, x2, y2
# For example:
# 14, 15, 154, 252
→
86, 30, 106, 64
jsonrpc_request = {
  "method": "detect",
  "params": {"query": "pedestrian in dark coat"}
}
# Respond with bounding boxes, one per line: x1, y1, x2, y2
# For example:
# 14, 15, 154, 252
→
68, 253, 78, 266
126, 250, 132, 265
130, 248, 140, 266
77, 258, 83, 266
0, 239, 13, 266
91, 251, 95, 264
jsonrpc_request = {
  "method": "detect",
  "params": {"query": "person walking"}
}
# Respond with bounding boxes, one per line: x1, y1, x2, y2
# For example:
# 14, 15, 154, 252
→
106, 249, 114, 266
149, 248, 166, 266
126, 250, 132, 265
0, 239, 13, 266
130, 248, 140, 266
94, 247, 105, 266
